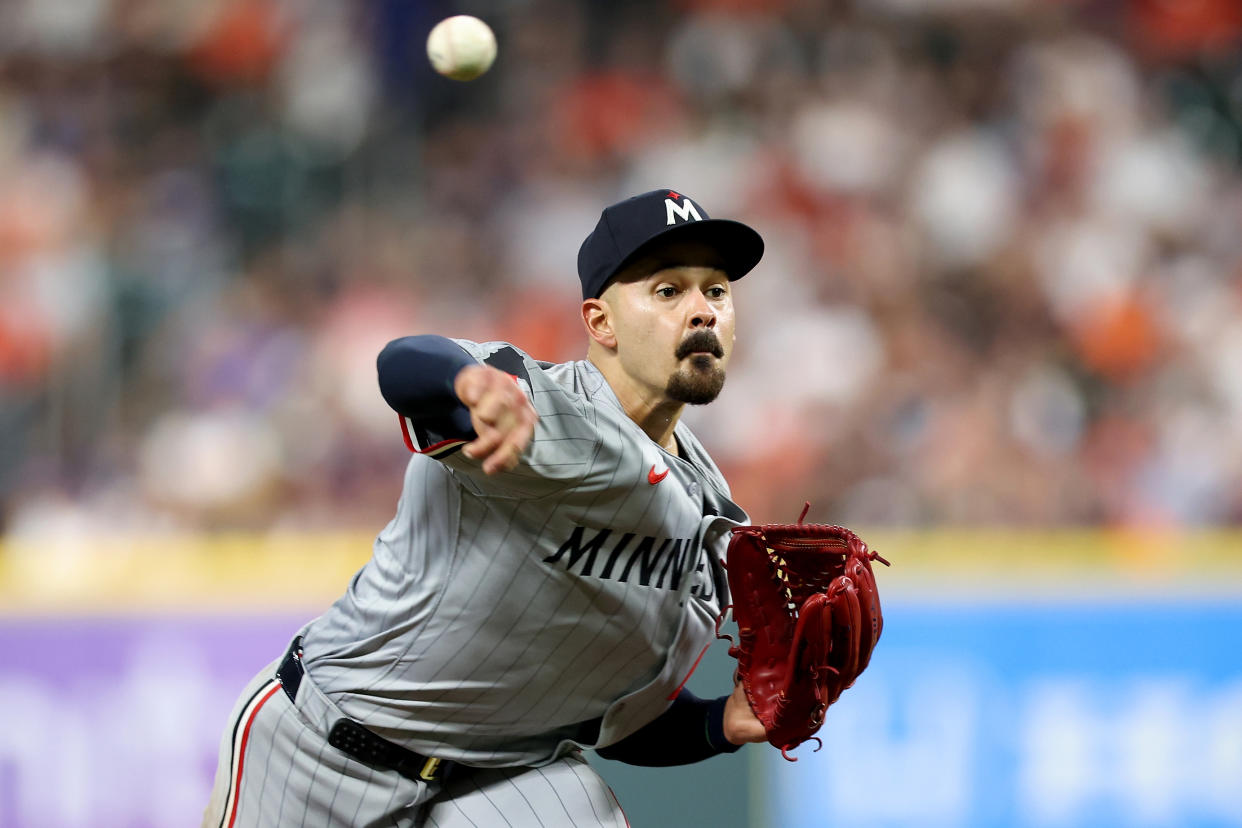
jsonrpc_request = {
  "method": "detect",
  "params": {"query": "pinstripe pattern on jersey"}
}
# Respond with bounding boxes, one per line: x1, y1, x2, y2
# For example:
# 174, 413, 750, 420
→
300, 342, 747, 767
218, 678, 282, 828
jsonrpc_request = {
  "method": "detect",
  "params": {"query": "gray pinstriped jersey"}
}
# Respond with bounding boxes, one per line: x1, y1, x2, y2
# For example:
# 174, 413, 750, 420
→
300, 340, 748, 767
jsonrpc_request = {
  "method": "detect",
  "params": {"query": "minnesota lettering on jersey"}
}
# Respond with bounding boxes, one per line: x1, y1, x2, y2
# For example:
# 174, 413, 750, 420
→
544, 526, 704, 592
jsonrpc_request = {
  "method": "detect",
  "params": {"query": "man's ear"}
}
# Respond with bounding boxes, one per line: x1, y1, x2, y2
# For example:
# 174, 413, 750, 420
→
581, 298, 617, 350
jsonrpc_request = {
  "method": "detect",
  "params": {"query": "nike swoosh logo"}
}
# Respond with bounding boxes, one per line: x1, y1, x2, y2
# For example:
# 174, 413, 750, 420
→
648, 465, 669, 485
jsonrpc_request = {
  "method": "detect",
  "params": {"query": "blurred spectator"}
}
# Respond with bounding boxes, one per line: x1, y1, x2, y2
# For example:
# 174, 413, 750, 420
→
3, 0, 1242, 539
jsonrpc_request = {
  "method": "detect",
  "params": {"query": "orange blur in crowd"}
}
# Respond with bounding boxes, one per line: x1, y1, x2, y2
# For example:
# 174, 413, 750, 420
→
1, 0, 1241, 539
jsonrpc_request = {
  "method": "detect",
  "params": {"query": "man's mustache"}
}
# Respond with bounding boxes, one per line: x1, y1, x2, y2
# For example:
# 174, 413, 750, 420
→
676, 331, 724, 360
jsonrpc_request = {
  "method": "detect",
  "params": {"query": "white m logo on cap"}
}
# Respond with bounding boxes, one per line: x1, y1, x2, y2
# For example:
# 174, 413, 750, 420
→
665, 197, 703, 225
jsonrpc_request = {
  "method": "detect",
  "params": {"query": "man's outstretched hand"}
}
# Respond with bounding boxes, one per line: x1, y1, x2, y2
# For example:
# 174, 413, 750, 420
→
454, 365, 538, 475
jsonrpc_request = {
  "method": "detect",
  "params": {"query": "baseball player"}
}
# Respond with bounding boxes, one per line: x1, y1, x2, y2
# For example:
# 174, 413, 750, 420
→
204, 189, 769, 827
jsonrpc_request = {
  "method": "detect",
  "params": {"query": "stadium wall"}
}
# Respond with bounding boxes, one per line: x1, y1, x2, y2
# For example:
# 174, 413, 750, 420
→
1, 531, 1239, 827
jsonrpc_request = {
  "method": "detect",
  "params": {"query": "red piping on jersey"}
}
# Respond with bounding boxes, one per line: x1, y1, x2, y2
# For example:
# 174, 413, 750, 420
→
667, 644, 711, 700
397, 414, 468, 455
419, 438, 468, 455
398, 414, 417, 452
607, 785, 632, 828
226, 682, 282, 828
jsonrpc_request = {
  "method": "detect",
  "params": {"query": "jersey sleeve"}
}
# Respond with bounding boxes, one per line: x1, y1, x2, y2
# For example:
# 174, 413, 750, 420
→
377, 336, 601, 498
377, 335, 479, 458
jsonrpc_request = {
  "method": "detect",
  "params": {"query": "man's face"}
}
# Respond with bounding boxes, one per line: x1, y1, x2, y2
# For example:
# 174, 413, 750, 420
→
600, 242, 736, 405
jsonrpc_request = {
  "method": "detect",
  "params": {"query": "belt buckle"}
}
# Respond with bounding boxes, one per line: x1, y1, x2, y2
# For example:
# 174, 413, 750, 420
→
418, 757, 443, 781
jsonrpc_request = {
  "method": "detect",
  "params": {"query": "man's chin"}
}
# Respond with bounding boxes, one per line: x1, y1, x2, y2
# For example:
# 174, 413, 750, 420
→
667, 366, 726, 405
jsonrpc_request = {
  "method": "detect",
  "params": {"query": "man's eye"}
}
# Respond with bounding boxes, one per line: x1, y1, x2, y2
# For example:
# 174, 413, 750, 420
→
657, 286, 677, 298
707, 286, 727, 298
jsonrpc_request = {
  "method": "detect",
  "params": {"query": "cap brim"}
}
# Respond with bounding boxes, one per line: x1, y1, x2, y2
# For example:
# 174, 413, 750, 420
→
611, 218, 765, 285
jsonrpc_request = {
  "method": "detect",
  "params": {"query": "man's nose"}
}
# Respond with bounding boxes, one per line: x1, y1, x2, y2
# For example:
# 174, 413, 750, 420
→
689, 293, 716, 329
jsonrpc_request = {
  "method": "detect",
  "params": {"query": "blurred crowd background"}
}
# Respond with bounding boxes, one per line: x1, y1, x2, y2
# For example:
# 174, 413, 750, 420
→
3, 0, 1242, 540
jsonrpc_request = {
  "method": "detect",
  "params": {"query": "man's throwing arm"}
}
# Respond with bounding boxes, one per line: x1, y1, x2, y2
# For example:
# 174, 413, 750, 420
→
378, 335, 478, 450
378, 335, 537, 474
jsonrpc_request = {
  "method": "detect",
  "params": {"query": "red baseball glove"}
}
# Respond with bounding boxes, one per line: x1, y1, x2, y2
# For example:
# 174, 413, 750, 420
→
723, 506, 889, 759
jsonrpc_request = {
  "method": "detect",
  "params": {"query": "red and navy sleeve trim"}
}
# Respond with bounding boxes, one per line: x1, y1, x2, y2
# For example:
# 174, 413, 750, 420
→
378, 337, 536, 456
378, 335, 479, 454
398, 415, 469, 457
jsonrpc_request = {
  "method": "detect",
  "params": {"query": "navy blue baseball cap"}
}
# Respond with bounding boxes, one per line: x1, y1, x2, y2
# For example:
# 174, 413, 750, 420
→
577, 189, 765, 299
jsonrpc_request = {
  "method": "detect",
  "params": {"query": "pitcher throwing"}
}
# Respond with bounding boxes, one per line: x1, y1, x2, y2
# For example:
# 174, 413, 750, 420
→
206, 189, 785, 826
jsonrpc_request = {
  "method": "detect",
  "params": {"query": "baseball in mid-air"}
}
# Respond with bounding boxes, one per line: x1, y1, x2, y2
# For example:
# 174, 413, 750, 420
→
427, 15, 497, 82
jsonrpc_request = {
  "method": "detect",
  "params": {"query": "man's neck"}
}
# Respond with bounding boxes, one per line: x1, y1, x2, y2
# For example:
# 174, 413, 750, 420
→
589, 356, 684, 455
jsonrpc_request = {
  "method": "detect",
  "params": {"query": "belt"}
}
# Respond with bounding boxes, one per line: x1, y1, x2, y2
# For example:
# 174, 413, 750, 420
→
276, 637, 450, 784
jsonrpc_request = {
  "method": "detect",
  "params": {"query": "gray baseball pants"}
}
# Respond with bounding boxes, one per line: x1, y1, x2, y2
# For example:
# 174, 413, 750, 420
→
202, 657, 629, 827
